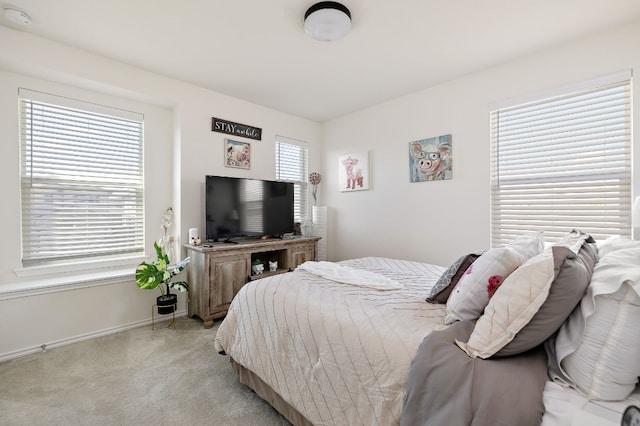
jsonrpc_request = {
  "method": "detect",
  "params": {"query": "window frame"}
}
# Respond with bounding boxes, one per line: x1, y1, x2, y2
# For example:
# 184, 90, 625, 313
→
489, 71, 633, 246
18, 88, 145, 268
275, 136, 309, 224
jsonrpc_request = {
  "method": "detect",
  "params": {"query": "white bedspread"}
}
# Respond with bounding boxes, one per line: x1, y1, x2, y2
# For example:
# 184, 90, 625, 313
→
214, 257, 447, 426
541, 381, 640, 425
295, 260, 403, 290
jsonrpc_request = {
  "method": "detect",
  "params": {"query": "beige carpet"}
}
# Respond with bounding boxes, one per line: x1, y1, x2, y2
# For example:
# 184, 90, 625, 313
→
0, 317, 290, 426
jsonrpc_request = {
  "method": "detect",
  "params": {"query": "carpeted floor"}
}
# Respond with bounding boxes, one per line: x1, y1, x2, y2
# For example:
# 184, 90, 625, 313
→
0, 317, 290, 426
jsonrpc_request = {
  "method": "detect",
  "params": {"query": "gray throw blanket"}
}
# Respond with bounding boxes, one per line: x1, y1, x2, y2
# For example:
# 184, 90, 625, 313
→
401, 321, 548, 426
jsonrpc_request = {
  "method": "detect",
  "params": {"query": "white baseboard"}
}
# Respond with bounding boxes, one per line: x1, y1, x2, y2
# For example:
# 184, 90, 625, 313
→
0, 310, 187, 363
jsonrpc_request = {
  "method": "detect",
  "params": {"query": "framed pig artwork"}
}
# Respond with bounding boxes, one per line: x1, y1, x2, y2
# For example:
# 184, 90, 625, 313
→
225, 139, 251, 169
338, 151, 369, 191
409, 134, 452, 182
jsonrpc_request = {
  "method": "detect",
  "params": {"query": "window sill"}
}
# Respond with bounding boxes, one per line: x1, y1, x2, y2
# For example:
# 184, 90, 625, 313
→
2, 257, 143, 301
14, 255, 144, 279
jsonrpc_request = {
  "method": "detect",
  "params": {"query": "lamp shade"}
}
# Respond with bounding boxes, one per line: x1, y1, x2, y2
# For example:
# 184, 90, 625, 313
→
633, 196, 640, 227
304, 2, 351, 41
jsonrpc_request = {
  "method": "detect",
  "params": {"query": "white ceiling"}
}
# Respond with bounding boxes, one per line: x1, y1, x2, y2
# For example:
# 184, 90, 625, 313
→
2, 1, 640, 122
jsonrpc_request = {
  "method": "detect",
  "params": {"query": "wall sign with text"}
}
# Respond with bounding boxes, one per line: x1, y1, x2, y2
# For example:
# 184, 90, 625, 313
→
211, 117, 262, 140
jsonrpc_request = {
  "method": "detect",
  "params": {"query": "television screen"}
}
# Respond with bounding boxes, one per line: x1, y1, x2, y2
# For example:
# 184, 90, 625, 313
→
205, 175, 294, 242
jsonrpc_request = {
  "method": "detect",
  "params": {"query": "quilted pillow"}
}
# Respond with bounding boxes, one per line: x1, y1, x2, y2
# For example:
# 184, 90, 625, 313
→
444, 232, 543, 324
550, 243, 640, 401
457, 231, 594, 358
427, 252, 483, 304
496, 238, 597, 356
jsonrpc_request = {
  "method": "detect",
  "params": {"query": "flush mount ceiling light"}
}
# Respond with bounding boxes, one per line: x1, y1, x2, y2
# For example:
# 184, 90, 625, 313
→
3, 7, 32, 25
304, 1, 351, 42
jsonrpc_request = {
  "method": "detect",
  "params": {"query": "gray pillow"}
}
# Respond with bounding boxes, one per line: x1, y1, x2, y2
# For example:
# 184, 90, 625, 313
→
496, 237, 597, 357
427, 252, 482, 304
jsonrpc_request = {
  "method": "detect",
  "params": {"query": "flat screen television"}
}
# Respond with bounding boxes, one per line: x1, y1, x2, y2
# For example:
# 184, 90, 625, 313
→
205, 175, 294, 242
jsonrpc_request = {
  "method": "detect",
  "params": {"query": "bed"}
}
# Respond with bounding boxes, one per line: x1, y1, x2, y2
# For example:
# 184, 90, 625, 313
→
214, 232, 640, 425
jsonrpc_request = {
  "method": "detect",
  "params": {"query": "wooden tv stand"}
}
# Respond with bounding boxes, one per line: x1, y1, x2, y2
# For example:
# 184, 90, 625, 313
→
184, 236, 320, 328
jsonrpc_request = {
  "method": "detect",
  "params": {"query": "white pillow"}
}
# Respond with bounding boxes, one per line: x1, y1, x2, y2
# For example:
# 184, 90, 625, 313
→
456, 230, 592, 358
444, 232, 543, 324
596, 236, 640, 258
550, 245, 640, 401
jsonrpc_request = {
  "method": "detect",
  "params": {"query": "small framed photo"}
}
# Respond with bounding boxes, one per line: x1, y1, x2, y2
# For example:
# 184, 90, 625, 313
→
338, 151, 369, 191
225, 139, 251, 169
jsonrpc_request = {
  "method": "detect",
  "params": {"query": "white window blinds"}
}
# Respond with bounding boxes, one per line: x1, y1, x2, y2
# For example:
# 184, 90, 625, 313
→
490, 72, 632, 246
275, 137, 308, 223
19, 89, 144, 265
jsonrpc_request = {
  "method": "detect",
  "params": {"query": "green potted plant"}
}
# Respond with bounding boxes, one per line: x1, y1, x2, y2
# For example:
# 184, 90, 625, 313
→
136, 241, 190, 314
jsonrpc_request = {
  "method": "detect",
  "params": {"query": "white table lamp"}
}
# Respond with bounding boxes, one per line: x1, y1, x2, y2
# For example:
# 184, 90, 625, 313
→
633, 197, 640, 239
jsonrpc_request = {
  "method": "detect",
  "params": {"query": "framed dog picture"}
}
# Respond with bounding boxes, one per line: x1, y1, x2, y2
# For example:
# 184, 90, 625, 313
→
225, 139, 251, 169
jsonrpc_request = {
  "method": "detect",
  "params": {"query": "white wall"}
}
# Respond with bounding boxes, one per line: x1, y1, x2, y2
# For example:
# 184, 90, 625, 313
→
323, 20, 640, 266
1, 18, 638, 361
0, 26, 322, 360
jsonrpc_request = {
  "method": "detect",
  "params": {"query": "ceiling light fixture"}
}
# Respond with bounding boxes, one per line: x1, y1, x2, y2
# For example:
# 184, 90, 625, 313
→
304, 2, 351, 42
3, 7, 32, 26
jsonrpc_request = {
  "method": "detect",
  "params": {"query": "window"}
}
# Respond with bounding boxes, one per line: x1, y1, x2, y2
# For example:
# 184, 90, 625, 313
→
19, 89, 144, 266
275, 136, 308, 223
490, 71, 632, 246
